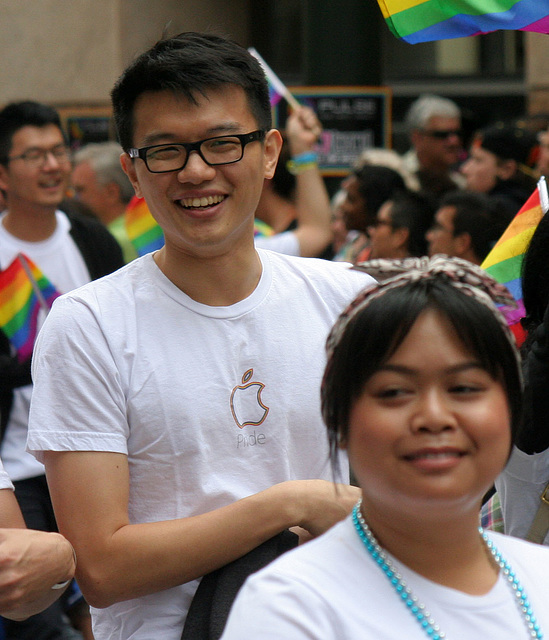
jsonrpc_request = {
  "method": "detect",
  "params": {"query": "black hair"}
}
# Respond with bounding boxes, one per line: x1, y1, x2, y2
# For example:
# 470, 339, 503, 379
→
387, 190, 436, 257
521, 211, 549, 336
111, 32, 272, 151
0, 101, 63, 164
322, 279, 522, 470
353, 165, 406, 227
440, 191, 513, 263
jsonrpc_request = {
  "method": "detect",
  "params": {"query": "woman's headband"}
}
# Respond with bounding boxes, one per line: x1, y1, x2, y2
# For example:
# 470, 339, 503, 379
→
326, 255, 518, 363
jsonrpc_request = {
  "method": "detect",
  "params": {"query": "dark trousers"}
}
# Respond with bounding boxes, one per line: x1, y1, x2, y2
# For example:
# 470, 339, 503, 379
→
2, 475, 68, 640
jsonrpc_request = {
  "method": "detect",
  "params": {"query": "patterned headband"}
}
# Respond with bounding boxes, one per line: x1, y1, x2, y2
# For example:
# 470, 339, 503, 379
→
326, 255, 519, 363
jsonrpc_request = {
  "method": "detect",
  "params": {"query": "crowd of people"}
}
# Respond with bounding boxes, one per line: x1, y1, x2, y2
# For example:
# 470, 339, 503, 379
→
0, 29, 548, 640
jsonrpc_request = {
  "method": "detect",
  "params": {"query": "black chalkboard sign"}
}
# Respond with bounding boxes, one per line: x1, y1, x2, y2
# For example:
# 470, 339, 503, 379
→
58, 107, 115, 151
273, 86, 392, 176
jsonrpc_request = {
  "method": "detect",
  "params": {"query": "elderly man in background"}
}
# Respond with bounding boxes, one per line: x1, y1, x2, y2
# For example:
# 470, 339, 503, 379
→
72, 141, 137, 262
402, 93, 465, 202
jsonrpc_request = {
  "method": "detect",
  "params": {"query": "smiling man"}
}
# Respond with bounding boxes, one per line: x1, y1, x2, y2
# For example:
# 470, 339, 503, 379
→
0, 101, 124, 640
26, 33, 373, 640
402, 94, 465, 203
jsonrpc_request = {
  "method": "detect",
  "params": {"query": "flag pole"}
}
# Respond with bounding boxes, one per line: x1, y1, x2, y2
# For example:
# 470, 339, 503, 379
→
248, 47, 301, 111
538, 175, 549, 215
17, 253, 50, 314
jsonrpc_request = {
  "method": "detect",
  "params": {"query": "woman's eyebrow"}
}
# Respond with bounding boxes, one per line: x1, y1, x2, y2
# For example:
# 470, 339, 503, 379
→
377, 362, 484, 376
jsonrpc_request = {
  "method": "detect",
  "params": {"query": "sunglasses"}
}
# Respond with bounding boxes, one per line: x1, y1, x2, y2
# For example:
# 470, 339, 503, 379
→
421, 129, 462, 140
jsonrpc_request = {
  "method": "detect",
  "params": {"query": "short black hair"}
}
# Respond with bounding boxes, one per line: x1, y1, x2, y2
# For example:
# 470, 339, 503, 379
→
522, 210, 549, 333
0, 101, 63, 165
387, 190, 436, 257
439, 191, 512, 263
111, 32, 272, 151
322, 279, 522, 470
353, 165, 406, 227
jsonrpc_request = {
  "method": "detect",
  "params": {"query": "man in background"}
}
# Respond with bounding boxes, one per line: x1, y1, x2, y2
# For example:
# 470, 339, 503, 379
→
72, 141, 137, 262
402, 93, 465, 202
426, 190, 511, 265
0, 100, 124, 640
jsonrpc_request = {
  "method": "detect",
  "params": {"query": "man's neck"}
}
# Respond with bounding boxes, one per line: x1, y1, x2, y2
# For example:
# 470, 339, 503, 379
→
153, 244, 263, 307
2, 205, 58, 242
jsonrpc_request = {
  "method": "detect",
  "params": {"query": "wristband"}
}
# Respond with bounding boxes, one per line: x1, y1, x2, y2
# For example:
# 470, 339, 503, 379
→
286, 151, 318, 175
51, 540, 77, 590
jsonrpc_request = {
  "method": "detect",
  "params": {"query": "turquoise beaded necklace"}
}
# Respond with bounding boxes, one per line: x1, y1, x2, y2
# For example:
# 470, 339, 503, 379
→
352, 502, 543, 640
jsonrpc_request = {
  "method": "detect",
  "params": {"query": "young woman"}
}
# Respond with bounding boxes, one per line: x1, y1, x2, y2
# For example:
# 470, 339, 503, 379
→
221, 256, 549, 640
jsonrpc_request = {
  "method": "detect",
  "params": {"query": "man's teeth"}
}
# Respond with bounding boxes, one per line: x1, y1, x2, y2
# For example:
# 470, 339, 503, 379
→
181, 195, 224, 208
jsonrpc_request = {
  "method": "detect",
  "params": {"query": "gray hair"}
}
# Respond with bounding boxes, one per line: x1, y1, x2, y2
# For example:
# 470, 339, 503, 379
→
73, 141, 134, 204
405, 94, 461, 131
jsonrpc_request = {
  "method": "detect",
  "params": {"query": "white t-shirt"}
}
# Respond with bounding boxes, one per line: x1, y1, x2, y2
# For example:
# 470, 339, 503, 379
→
27, 249, 373, 640
0, 459, 14, 491
0, 211, 90, 481
221, 515, 549, 640
254, 230, 300, 256
496, 446, 549, 545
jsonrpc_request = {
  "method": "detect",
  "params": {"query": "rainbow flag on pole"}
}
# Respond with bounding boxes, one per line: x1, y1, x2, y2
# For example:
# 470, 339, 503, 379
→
376, 0, 549, 44
0, 253, 60, 362
125, 196, 165, 257
248, 48, 301, 110
481, 177, 548, 345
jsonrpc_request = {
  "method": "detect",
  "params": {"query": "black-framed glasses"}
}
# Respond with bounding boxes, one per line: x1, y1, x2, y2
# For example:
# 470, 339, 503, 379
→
7, 144, 70, 168
420, 129, 462, 140
128, 130, 266, 173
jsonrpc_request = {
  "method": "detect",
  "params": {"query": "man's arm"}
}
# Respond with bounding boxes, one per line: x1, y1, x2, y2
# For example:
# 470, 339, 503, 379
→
0, 489, 76, 621
285, 106, 333, 258
44, 450, 358, 609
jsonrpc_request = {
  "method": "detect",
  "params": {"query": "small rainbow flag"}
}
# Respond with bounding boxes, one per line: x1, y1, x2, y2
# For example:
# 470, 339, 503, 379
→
248, 48, 301, 110
0, 254, 60, 362
253, 219, 275, 238
376, 0, 549, 44
125, 196, 165, 257
481, 177, 548, 346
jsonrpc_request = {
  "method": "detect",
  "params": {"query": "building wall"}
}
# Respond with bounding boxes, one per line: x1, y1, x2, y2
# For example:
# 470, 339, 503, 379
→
1, 1, 548, 124
0, 0, 249, 108
526, 32, 549, 116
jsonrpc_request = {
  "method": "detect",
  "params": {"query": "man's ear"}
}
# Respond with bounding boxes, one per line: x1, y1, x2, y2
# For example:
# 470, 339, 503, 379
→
0, 163, 9, 194
410, 129, 422, 149
120, 153, 142, 198
392, 226, 410, 251
453, 231, 472, 257
496, 159, 517, 181
104, 181, 122, 205
263, 129, 283, 180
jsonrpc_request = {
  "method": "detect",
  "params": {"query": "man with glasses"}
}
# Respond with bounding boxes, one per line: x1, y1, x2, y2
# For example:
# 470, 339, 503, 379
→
402, 93, 465, 203
0, 100, 124, 640
26, 33, 372, 640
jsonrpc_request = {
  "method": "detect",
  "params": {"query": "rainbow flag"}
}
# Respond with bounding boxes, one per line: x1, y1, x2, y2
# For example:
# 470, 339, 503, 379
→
481, 178, 548, 346
248, 48, 301, 110
0, 254, 60, 362
376, 0, 549, 44
253, 219, 275, 238
125, 196, 164, 257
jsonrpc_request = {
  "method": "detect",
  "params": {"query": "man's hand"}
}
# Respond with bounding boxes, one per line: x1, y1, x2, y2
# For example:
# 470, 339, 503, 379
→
0, 529, 75, 620
286, 106, 323, 157
279, 479, 361, 539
